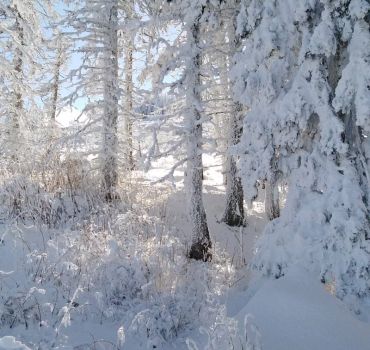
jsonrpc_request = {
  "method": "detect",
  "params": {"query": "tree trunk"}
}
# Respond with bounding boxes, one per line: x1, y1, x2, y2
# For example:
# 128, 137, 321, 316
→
223, 158, 245, 226
187, 15, 212, 262
222, 1, 245, 226
102, 2, 119, 202
265, 180, 280, 220
222, 101, 245, 226
11, 6, 23, 162
51, 42, 62, 123
265, 150, 280, 221
124, 28, 134, 170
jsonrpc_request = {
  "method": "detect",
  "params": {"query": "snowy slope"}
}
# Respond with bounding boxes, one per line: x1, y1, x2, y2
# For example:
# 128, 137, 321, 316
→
0, 336, 31, 350
235, 268, 370, 350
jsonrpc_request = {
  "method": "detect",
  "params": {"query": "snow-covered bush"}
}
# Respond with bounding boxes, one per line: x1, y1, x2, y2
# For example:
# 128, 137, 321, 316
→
0, 204, 238, 349
0, 152, 107, 229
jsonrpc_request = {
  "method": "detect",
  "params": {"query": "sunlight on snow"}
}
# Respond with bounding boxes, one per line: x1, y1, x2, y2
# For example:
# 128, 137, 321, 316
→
56, 106, 87, 128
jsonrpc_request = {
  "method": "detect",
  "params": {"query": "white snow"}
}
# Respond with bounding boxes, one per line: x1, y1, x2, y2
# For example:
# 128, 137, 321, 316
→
0, 152, 369, 349
0, 336, 31, 350
0, 1, 369, 348
234, 267, 370, 350
56, 107, 86, 128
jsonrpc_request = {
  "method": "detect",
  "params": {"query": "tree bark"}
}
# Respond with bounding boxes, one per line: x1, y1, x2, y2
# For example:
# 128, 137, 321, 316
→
265, 149, 280, 221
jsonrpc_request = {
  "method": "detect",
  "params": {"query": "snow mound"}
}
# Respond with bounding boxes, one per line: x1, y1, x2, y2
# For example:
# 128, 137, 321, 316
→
0, 336, 31, 350
238, 268, 370, 350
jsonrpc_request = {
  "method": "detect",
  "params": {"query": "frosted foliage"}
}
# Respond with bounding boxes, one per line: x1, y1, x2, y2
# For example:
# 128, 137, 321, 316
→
145, 0, 230, 255
63, 0, 120, 197
234, 0, 370, 298
0, 0, 50, 161
309, 16, 336, 57
333, 21, 370, 133
349, 0, 370, 19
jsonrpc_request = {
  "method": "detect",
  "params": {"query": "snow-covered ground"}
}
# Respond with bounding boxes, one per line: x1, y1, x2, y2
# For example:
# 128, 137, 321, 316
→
234, 267, 370, 350
137, 153, 370, 349
1, 154, 370, 349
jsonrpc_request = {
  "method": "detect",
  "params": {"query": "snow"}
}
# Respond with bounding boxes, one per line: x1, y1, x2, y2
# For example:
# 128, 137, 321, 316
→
234, 267, 370, 350
1, 1, 369, 348
233, 0, 370, 299
56, 107, 87, 128
0, 336, 31, 350
0, 154, 369, 349
137, 155, 370, 350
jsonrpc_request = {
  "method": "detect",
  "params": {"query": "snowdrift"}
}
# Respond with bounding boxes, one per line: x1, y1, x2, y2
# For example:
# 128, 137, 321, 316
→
237, 268, 370, 350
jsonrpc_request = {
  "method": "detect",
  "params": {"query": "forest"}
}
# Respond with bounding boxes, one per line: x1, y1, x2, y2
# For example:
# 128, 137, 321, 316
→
0, 0, 369, 349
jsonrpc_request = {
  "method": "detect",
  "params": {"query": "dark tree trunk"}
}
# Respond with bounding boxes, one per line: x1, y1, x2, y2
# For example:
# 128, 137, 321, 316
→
265, 149, 280, 221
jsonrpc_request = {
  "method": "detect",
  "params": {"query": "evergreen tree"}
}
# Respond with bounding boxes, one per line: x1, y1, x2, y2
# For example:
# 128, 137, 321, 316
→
234, 0, 370, 299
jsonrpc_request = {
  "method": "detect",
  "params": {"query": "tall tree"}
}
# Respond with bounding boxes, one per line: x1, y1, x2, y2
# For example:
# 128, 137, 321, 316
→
185, 3, 212, 261
221, 0, 245, 226
123, 1, 135, 170
0, 1, 49, 164
63, 0, 121, 201
102, 1, 119, 201
141, 0, 215, 260
11, 4, 23, 160
234, 0, 370, 299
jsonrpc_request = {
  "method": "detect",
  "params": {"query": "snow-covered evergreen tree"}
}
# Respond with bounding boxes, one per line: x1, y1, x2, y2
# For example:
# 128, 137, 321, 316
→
234, 0, 370, 299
